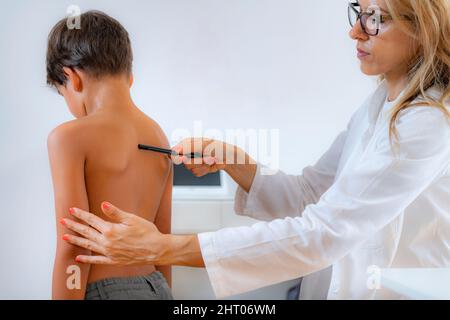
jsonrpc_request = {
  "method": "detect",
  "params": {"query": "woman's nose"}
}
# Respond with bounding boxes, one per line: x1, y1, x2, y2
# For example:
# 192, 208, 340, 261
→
349, 22, 368, 41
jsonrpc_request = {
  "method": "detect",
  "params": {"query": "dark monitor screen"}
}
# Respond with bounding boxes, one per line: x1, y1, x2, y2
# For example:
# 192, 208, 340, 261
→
173, 164, 221, 186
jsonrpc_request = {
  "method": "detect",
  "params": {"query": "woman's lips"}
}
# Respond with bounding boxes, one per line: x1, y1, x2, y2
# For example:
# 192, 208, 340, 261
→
357, 48, 370, 59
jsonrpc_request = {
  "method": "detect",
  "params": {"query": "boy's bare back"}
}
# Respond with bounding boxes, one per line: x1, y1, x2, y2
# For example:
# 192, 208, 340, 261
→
47, 10, 173, 299
61, 106, 172, 284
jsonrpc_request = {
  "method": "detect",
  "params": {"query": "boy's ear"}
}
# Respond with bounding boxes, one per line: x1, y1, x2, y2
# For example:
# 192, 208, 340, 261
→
129, 73, 134, 88
62, 67, 83, 92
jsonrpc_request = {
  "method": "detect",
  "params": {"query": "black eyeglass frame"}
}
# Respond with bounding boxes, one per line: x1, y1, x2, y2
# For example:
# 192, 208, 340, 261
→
348, 1, 394, 36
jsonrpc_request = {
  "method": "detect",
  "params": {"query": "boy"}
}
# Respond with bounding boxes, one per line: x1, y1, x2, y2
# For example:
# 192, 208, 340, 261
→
47, 10, 173, 300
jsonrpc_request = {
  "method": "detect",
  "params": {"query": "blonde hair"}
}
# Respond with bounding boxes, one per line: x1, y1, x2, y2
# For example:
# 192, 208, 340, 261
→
383, 0, 450, 146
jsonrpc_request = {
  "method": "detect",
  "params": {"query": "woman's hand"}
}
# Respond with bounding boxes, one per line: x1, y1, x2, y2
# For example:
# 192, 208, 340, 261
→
172, 138, 257, 193
171, 138, 232, 177
61, 202, 204, 267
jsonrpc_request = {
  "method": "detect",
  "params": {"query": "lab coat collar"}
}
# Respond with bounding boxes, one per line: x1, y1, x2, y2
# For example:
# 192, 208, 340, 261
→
366, 79, 414, 126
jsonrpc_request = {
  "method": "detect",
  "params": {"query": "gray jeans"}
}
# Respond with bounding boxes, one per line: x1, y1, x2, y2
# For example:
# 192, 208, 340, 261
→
85, 271, 173, 300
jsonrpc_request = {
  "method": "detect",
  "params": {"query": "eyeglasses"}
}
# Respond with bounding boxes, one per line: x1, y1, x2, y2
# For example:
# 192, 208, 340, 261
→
348, 1, 393, 36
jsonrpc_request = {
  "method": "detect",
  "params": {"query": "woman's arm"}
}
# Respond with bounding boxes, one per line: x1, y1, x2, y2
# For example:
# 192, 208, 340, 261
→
48, 123, 91, 300
223, 147, 258, 194
197, 107, 450, 298
175, 129, 348, 221
233, 130, 349, 221
154, 164, 173, 287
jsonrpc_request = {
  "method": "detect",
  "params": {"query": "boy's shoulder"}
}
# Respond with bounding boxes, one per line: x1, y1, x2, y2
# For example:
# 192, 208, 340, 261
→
47, 117, 97, 154
48, 112, 118, 141
47, 110, 170, 156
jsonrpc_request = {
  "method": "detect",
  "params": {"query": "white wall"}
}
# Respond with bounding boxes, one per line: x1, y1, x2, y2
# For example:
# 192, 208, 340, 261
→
0, 0, 376, 299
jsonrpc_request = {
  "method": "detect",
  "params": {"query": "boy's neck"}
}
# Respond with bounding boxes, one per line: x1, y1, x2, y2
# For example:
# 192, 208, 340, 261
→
84, 76, 135, 115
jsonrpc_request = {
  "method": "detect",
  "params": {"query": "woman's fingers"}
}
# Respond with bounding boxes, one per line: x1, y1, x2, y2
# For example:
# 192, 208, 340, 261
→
101, 201, 134, 224
63, 234, 106, 255
182, 155, 220, 177
183, 156, 216, 168
172, 138, 228, 176
171, 143, 183, 156
171, 154, 184, 165
75, 255, 115, 265
191, 165, 216, 177
170, 144, 184, 164
61, 218, 103, 243
171, 138, 196, 162
68, 207, 109, 232
172, 138, 214, 160
203, 156, 217, 165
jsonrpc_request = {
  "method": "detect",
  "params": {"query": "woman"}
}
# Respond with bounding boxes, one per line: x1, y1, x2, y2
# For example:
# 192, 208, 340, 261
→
62, 0, 450, 299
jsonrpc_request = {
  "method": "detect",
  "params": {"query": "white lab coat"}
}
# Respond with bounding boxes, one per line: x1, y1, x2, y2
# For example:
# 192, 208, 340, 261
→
198, 81, 450, 299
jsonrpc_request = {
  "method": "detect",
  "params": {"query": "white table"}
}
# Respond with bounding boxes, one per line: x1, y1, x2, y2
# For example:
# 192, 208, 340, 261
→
381, 268, 450, 300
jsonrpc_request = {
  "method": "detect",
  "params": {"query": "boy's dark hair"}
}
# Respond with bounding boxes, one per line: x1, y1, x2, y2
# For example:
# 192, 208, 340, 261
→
46, 10, 133, 86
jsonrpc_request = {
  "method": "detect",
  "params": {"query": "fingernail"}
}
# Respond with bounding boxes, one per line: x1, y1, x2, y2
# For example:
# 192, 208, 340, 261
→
75, 256, 81, 262
62, 234, 69, 241
60, 219, 66, 225
102, 202, 111, 210
69, 208, 75, 215
205, 157, 215, 165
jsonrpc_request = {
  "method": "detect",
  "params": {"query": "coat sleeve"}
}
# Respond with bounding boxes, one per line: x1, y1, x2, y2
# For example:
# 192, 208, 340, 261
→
199, 107, 450, 298
234, 129, 348, 221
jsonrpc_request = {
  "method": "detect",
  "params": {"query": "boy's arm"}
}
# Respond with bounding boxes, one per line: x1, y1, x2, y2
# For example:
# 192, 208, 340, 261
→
48, 123, 91, 300
154, 164, 173, 287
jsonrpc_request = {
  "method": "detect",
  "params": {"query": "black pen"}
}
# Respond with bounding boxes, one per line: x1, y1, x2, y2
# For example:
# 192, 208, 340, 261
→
137, 144, 203, 158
